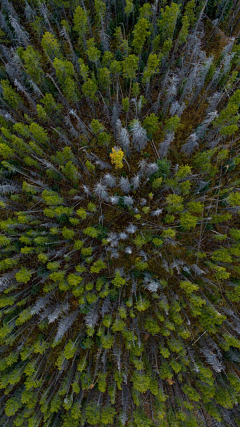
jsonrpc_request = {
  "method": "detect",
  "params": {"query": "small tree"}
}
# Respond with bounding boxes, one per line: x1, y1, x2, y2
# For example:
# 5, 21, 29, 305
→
86, 38, 101, 64
41, 31, 61, 60
18, 45, 43, 83
132, 18, 151, 54
73, 6, 88, 43
1, 80, 22, 108
110, 146, 124, 169
157, 3, 180, 44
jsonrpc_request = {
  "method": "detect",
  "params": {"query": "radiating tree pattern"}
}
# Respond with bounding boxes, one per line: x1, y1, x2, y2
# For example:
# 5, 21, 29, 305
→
0, 0, 240, 426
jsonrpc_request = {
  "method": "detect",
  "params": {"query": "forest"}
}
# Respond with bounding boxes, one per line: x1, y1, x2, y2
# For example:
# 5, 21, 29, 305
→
0, 0, 240, 426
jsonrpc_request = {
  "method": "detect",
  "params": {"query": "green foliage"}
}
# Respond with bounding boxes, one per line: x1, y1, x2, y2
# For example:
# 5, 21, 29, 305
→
88, 202, 97, 212
133, 234, 147, 248
122, 55, 138, 79
101, 334, 114, 349
180, 212, 198, 230
125, 0, 134, 17
154, 159, 171, 179
5, 397, 22, 416
143, 113, 159, 137
42, 189, 63, 206
166, 194, 184, 213
112, 270, 126, 287
211, 248, 232, 263
19, 46, 43, 83
67, 274, 82, 287
90, 259, 107, 273
101, 406, 116, 424
85, 402, 100, 425
98, 67, 111, 89
182, 385, 200, 402
53, 58, 75, 85
135, 260, 148, 270
86, 38, 101, 63
175, 165, 191, 180
94, 0, 106, 21
187, 201, 203, 213
134, 409, 154, 427
0, 2, 240, 426
64, 340, 76, 359
62, 227, 74, 239
135, 296, 150, 312
73, 6, 88, 38
0, 142, 14, 159
91, 119, 104, 134
164, 115, 181, 133
227, 192, 240, 206
74, 240, 84, 250
79, 58, 89, 81
143, 55, 160, 84
132, 372, 151, 393
1, 80, 22, 108
145, 317, 160, 335
76, 207, 87, 219
152, 177, 163, 190
82, 78, 98, 100
122, 97, 130, 112
132, 18, 151, 54
214, 89, 240, 135
15, 268, 32, 284
41, 32, 61, 59
180, 281, 199, 294
112, 318, 126, 332
83, 227, 99, 238
178, 14, 190, 45
62, 79, 79, 103
184, 0, 196, 27
158, 3, 180, 43
98, 372, 107, 392
16, 308, 32, 325
81, 246, 93, 256
0, 295, 15, 308
29, 123, 49, 145
152, 237, 163, 246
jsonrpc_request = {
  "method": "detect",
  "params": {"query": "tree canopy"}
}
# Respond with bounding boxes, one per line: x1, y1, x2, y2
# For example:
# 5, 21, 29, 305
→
0, 0, 240, 426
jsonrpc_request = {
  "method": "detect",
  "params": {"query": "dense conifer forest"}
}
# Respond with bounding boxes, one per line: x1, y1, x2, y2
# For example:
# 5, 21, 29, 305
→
0, 0, 240, 426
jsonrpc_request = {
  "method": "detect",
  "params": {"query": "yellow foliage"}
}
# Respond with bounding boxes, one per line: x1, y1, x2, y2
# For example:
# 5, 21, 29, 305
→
109, 146, 124, 169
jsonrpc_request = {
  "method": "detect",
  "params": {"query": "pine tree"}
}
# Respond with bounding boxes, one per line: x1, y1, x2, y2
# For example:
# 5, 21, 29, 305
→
157, 3, 180, 44
41, 31, 61, 60
18, 46, 43, 83
132, 18, 151, 54
73, 6, 88, 46
1, 80, 22, 108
